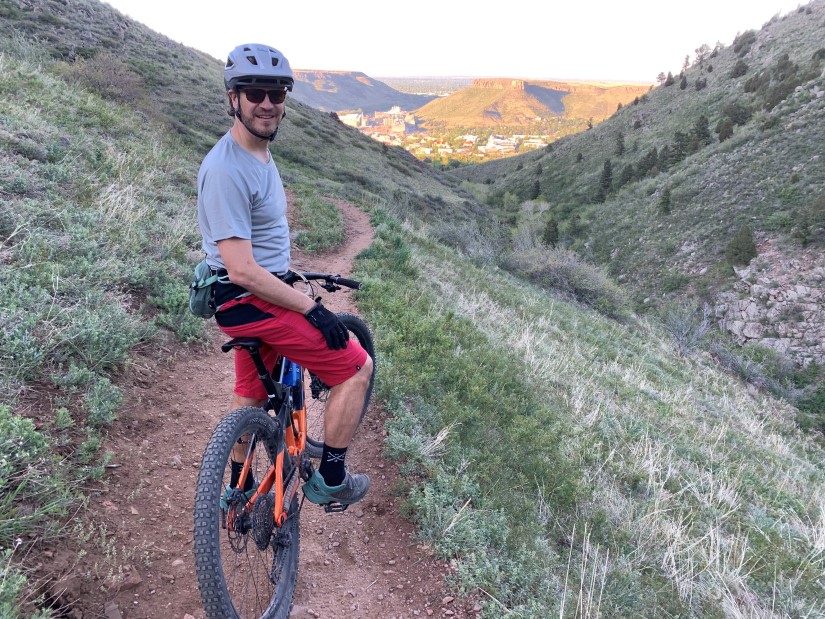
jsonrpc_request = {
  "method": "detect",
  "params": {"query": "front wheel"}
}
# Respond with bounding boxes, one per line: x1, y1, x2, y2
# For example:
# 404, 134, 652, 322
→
193, 407, 300, 619
304, 313, 375, 458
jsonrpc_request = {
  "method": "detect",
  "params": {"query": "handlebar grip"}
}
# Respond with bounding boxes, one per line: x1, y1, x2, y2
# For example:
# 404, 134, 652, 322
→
333, 276, 362, 290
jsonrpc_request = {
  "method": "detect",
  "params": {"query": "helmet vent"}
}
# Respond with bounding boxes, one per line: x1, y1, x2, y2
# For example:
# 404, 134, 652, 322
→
246, 55, 258, 65
271, 58, 279, 67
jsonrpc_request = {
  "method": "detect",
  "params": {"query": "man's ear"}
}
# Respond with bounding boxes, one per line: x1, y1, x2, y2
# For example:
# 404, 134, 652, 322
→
282, 109, 287, 120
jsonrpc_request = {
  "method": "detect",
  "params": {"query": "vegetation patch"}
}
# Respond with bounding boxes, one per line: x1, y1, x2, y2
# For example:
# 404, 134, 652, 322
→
355, 206, 825, 617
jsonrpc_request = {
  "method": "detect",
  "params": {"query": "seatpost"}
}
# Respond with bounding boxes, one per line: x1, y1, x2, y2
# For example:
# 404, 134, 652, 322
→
246, 347, 283, 404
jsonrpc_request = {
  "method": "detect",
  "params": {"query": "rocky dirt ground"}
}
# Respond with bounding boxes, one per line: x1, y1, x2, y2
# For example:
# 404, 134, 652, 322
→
33, 200, 480, 619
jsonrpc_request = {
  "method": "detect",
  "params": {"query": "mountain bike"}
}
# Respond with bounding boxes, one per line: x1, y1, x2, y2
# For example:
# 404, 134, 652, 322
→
192, 272, 375, 619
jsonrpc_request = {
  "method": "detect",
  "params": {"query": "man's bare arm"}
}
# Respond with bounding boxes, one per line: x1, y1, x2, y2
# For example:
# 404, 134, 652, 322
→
216, 237, 314, 314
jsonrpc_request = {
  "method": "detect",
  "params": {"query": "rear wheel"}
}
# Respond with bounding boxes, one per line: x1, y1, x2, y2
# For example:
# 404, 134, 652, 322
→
194, 407, 300, 619
304, 313, 375, 458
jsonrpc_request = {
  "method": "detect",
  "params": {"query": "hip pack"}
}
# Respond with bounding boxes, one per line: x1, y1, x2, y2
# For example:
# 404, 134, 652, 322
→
189, 259, 227, 319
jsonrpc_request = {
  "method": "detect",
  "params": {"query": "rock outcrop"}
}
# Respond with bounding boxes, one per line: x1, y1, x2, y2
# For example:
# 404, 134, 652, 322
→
716, 240, 825, 366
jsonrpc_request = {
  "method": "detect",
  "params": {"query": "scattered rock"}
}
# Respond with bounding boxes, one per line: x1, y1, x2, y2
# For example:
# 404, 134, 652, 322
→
169, 454, 183, 468
104, 601, 123, 619
117, 565, 142, 592
171, 559, 185, 568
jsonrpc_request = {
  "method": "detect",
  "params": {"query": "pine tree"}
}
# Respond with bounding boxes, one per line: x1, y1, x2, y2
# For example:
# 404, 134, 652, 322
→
725, 225, 757, 265
618, 164, 635, 188
597, 159, 613, 200
529, 179, 541, 200
693, 115, 712, 146
615, 132, 625, 156
636, 147, 658, 177
659, 187, 672, 214
716, 118, 734, 142
542, 219, 559, 247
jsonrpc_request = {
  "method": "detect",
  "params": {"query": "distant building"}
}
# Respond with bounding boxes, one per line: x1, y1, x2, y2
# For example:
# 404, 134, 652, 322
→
337, 112, 364, 128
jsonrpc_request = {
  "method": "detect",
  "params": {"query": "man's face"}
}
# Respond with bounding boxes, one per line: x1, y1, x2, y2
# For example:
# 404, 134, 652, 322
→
230, 87, 287, 137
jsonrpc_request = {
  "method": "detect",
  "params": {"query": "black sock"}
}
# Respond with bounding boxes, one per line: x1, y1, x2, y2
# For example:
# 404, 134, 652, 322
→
230, 460, 255, 492
319, 444, 347, 486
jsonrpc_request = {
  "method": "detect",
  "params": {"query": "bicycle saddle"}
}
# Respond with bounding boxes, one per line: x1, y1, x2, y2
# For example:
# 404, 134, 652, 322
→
221, 337, 264, 353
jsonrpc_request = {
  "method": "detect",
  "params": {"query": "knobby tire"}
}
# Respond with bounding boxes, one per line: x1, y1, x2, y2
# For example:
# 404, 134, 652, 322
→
194, 407, 300, 619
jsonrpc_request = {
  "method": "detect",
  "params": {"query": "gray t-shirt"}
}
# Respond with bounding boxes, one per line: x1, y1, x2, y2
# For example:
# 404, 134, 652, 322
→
197, 132, 290, 274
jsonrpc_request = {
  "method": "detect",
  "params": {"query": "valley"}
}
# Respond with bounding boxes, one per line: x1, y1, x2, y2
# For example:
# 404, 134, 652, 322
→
293, 75, 652, 163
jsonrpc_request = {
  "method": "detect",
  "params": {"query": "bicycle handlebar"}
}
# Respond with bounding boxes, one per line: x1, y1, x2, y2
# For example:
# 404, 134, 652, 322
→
283, 271, 363, 290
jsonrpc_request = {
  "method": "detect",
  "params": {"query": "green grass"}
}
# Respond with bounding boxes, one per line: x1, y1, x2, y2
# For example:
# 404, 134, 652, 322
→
354, 208, 825, 617
291, 184, 345, 252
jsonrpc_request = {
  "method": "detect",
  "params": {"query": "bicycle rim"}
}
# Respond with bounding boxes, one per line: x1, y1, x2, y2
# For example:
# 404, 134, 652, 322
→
304, 313, 376, 458
194, 407, 300, 619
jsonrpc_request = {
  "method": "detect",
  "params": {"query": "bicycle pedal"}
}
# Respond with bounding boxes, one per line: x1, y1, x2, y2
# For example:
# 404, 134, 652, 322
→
322, 502, 349, 513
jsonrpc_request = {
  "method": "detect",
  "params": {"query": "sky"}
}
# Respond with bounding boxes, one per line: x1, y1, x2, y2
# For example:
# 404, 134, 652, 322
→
103, 0, 809, 83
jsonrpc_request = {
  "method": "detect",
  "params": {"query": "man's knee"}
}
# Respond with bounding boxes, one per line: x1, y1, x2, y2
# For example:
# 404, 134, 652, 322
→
358, 355, 373, 385
341, 354, 373, 391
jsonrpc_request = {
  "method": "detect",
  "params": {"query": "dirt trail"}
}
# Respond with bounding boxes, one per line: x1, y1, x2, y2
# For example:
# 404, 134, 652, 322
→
53, 199, 478, 619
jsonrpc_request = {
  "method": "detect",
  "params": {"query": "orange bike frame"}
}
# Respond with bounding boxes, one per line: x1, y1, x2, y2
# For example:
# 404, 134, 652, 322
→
231, 361, 307, 529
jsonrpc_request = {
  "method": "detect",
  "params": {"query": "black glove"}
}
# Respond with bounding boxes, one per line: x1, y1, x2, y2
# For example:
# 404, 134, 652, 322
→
304, 303, 349, 350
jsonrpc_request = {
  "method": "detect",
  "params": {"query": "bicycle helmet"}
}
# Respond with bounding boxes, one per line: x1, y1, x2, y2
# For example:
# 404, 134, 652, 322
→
224, 43, 294, 91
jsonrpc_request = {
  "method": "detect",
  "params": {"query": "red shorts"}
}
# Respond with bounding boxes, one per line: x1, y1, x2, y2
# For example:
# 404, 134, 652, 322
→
216, 296, 369, 401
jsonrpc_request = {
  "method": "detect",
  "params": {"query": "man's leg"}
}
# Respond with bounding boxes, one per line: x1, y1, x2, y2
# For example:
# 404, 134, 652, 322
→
303, 355, 373, 505
322, 355, 373, 448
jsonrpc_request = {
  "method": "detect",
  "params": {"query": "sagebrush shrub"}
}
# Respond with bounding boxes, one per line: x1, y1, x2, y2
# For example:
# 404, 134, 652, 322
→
58, 51, 150, 106
503, 247, 630, 319
660, 301, 710, 355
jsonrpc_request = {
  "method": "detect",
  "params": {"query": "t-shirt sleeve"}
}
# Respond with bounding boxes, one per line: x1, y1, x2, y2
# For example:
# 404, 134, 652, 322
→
199, 165, 252, 242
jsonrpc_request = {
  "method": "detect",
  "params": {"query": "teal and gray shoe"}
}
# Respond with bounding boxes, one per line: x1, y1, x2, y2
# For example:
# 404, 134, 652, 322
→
220, 483, 257, 511
302, 469, 370, 506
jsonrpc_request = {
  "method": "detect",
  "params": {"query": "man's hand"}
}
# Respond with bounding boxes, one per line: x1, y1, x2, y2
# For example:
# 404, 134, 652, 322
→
304, 303, 349, 350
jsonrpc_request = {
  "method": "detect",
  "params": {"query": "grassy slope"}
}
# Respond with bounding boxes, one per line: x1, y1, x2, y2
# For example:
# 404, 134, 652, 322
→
450, 1, 825, 301
2, 1, 825, 617
356, 216, 825, 617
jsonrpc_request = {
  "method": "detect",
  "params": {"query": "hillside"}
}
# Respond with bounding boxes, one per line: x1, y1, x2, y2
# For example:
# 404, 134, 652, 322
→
291, 69, 436, 114
450, 0, 825, 367
3, 1, 825, 618
414, 77, 651, 129
0, 0, 482, 612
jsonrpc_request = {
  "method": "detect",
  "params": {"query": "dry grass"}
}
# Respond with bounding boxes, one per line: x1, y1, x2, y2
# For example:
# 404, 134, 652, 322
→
406, 234, 825, 616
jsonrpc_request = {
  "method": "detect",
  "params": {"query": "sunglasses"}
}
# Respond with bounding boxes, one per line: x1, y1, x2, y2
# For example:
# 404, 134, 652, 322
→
241, 88, 287, 104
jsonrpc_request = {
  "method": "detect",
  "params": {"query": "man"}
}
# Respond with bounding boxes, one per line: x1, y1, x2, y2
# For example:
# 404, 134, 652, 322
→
197, 43, 372, 506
